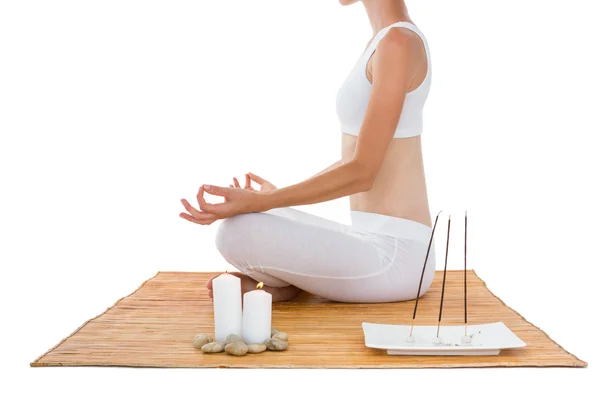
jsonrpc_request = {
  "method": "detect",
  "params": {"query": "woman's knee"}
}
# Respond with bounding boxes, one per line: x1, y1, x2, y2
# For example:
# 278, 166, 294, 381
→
214, 213, 262, 258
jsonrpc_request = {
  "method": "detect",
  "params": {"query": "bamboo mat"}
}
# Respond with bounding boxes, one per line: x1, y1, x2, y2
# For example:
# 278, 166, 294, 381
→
31, 270, 586, 368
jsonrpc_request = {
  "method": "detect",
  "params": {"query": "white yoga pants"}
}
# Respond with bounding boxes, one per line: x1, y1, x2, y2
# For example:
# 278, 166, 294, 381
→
214, 207, 437, 303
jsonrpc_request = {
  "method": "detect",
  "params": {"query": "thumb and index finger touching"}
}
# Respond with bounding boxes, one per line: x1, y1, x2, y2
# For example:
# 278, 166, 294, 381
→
197, 185, 232, 215
188, 173, 267, 217
200, 173, 267, 201
201, 184, 231, 198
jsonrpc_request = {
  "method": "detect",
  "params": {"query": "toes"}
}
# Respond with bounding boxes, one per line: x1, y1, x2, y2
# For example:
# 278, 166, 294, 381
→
269, 285, 300, 302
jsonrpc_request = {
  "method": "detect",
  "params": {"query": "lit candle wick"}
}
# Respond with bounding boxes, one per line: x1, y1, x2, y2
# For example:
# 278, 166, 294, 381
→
256, 282, 264, 290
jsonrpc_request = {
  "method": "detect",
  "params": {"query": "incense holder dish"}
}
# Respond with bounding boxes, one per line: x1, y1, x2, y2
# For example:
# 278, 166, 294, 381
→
362, 322, 526, 356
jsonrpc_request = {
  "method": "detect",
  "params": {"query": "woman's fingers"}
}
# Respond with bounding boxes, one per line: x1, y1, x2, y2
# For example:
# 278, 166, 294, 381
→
200, 185, 236, 215
179, 184, 239, 224
179, 187, 219, 222
199, 200, 231, 216
181, 198, 204, 219
196, 186, 213, 210
233, 176, 256, 191
180, 199, 218, 224
247, 172, 266, 185
202, 184, 231, 199
248, 172, 275, 191
244, 174, 253, 190
179, 211, 217, 225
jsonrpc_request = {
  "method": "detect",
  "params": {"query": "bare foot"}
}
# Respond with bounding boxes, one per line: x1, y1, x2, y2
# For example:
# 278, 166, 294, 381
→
206, 272, 300, 302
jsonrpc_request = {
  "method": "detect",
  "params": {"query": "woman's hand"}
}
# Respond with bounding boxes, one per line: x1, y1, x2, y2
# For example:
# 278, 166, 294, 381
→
179, 184, 270, 225
230, 172, 277, 193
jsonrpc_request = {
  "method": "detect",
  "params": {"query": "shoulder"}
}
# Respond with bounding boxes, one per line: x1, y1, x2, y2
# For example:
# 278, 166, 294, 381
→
371, 27, 424, 76
370, 28, 413, 75
377, 27, 413, 55
371, 28, 413, 73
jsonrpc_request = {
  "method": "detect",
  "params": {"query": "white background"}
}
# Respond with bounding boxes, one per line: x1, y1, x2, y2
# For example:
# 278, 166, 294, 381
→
1, 0, 598, 398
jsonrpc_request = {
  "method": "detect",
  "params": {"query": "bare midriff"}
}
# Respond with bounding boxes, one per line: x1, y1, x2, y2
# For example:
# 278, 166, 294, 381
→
341, 133, 432, 228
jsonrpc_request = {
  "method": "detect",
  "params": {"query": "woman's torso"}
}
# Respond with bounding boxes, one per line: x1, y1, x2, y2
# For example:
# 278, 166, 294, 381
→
337, 20, 432, 228
342, 134, 432, 228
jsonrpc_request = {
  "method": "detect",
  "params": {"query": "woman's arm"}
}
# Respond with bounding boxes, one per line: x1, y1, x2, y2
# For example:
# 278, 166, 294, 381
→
309, 159, 343, 179
258, 30, 414, 211
260, 160, 371, 209
189, 29, 415, 220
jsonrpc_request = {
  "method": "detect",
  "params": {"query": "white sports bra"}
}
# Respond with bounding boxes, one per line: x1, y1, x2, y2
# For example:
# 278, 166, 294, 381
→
335, 21, 432, 138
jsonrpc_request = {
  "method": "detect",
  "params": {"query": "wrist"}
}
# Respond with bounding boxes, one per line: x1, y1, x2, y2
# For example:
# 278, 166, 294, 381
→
253, 190, 278, 212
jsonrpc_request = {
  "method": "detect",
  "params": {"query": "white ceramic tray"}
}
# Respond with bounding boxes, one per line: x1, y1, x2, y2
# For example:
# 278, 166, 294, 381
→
362, 322, 526, 356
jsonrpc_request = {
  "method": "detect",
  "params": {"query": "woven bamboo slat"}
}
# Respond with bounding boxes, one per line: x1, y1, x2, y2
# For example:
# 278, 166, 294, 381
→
31, 270, 587, 368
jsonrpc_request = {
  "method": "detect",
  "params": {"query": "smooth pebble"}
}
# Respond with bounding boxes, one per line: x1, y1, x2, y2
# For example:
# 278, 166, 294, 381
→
265, 338, 288, 351
201, 342, 225, 353
271, 328, 279, 336
225, 341, 249, 356
247, 343, 267, 354
193, 334, 213, 349
272, 331, 288, 342
226, 334, 244, 344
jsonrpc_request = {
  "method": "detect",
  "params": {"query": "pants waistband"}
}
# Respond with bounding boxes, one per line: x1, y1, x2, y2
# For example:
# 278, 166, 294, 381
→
350, 210, 433, 245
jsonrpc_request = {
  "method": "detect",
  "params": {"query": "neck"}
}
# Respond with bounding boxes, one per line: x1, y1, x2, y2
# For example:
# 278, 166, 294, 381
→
361, 0, 411, 36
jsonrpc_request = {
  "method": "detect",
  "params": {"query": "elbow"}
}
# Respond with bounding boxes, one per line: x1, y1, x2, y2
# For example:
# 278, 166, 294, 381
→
350, 161, 376, 192
357, 175, 375, 192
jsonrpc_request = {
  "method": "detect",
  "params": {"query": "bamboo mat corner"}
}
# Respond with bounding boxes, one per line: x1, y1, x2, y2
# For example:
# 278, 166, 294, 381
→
31, 270, 587, 369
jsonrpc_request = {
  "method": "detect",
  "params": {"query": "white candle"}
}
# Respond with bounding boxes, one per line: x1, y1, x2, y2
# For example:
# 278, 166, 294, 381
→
242, 282, 272, 344
212, 273, 242, 342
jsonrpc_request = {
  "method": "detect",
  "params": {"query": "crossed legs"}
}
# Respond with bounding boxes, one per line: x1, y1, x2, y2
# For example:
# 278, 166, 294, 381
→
207, 207, 417, 303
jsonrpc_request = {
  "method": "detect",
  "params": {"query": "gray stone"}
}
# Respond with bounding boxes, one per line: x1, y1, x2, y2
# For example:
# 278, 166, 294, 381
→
272, 331, 288, 342
193, 334, 213, 349
265, 338, 288, 351
247, 343, 267, 354
201, 342, 225, 353
225, 341, 249, 356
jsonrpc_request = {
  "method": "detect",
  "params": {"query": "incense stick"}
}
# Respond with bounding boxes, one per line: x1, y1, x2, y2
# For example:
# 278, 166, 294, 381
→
409, 210, 442, 337
436, 215, 451, 339
464, 210, 468, 336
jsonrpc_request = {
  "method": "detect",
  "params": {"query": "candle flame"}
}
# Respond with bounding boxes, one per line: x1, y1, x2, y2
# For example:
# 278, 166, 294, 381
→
256, 282, 264, 289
